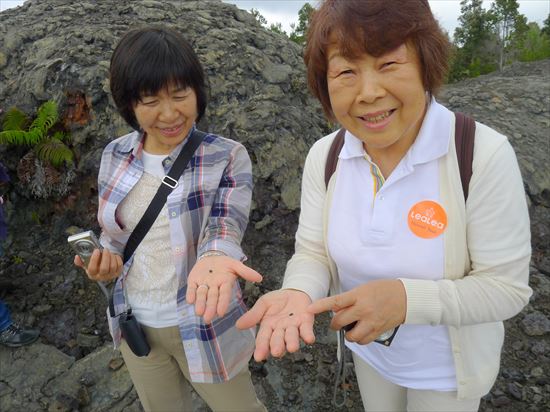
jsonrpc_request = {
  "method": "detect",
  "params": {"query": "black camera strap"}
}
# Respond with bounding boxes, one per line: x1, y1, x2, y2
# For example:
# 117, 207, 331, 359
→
109, 129, 206, 317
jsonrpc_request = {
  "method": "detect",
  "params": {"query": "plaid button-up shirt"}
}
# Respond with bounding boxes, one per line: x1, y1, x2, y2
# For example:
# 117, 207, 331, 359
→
98, 126, 255, 383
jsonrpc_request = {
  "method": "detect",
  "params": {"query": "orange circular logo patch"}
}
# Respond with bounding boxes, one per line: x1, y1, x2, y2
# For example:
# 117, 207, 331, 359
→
408, 200, 447, 239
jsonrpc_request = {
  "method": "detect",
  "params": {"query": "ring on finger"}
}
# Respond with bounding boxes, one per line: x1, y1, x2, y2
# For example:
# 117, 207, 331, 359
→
197, 284, 209, 291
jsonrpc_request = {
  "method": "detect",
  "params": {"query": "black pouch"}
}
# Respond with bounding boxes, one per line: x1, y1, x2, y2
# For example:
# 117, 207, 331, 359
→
119, 310, 150, 357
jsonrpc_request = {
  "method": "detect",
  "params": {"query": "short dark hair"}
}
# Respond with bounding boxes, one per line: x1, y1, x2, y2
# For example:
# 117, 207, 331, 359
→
304, 0, 451, 120
109, 26, 207, 130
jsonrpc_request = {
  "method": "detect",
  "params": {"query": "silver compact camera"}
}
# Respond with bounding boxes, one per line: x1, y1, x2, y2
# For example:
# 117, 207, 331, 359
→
67, 230, 102, 267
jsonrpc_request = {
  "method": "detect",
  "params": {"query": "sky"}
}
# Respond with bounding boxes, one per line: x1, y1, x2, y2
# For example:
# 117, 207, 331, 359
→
222, 0, 550, 37
1, 0, 549, 38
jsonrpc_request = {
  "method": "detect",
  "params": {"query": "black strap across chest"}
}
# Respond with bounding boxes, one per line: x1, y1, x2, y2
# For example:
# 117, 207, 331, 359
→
122, 129, 206, 264
109, 129, 206, 317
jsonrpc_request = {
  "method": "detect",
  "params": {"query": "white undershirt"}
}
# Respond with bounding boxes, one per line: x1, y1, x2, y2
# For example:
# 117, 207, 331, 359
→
119, 150, 179, 327
328, 100, 457, 391
141, 150, 167, 178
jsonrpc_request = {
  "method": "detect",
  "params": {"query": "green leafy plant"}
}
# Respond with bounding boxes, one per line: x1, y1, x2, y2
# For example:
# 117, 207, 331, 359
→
0, 100, 73, 168
30, 211, 41, 225
12, 255, 24, 265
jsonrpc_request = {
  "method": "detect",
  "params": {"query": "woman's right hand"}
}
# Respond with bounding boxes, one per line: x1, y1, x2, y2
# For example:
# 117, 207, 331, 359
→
236, 289, 315, 361
74, 249, 123, 282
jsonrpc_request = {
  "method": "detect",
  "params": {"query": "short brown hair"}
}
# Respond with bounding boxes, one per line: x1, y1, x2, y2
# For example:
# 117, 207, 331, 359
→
304, 0, 450, 120
110, 26, 207, 130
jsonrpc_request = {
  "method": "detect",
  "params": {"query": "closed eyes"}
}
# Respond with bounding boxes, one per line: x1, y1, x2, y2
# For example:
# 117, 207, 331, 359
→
339, 69, 354, 76
140, 99, 158, 106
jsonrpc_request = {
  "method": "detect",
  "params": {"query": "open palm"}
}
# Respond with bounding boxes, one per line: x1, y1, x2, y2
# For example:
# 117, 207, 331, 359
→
236, 289, 315, 361
186, 255, 262, 324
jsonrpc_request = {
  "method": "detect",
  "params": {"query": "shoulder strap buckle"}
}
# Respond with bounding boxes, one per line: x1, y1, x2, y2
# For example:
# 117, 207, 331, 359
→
162, 175, 178, 189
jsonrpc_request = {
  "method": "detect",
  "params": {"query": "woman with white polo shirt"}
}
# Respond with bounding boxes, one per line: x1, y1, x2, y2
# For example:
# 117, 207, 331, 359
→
237, 1, 532, 411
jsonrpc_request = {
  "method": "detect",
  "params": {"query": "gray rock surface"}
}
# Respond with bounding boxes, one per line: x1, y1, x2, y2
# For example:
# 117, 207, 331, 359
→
0, 0, 330, 292
437, 61, 550, 277
0, 1, 549, 411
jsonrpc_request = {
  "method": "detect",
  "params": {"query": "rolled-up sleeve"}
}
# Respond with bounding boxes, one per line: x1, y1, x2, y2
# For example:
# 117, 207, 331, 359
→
198, 143, 252, 261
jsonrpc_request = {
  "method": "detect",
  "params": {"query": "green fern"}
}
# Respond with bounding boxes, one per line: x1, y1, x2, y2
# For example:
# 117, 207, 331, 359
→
35, 137, 74, 168
52, 130, 71, 143
2, 107, 29, 131
0, 129, 28, 145
30, 101, 58, 134
0, 100, 73, 168
24, 127, 45, 146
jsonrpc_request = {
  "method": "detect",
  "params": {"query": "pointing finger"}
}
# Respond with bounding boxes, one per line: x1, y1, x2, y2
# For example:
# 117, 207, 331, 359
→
330, 307, 358, 331
307, 292, 355, 315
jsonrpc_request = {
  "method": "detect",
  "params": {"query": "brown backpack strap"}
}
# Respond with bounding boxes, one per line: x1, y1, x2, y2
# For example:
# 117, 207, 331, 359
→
324, 128, 346, 188
454, 112, 476, 201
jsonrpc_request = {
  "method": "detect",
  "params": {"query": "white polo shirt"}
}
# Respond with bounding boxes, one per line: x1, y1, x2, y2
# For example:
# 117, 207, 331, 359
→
328, 100, 457, 390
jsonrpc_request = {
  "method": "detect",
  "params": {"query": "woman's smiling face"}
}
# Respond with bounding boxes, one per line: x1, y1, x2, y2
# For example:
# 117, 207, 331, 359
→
134, 84, 198, 155
327, 42, 428, 157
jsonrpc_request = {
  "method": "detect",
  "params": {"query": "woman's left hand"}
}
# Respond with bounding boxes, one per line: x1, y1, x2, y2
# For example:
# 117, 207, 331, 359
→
307, 279, 407, 345
186, 255, 263, 324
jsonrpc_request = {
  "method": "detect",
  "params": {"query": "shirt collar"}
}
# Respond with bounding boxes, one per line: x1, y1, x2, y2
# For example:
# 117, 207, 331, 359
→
339, 130, 365, 159
406, 98, 451, 166
338, 98, 451, 165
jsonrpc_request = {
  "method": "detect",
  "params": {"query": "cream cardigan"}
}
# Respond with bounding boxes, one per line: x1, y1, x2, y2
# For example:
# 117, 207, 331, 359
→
282, 109, 532, 399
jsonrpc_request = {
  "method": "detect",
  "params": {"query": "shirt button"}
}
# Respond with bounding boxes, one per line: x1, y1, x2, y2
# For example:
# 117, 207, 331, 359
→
164, 159, 172, 165
171, 211, 177, 217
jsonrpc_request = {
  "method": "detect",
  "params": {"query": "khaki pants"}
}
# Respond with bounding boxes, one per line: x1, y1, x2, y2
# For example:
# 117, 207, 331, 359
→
352, 352, 481, 412
120, 325, 266, 412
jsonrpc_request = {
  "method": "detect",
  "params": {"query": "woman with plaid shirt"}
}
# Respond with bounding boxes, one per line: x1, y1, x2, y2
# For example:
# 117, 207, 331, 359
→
74, 27, 265, 412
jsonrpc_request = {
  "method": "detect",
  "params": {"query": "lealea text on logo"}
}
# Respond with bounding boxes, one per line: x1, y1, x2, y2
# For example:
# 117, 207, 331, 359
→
407, 200, 447, 239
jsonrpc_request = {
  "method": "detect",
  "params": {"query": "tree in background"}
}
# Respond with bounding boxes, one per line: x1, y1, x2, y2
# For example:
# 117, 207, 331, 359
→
542, 14, 550, 37
289, 3, 315, 45
250, 3, 315, 44
516, 22, 550, 62
250, 8, 287, 36
450, 0, 496, 81
489, 0, 528, 70
250, 8, 267, 26
268, 22, 286, 36
249, 1, 547, 80
448, 0, 548, 82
